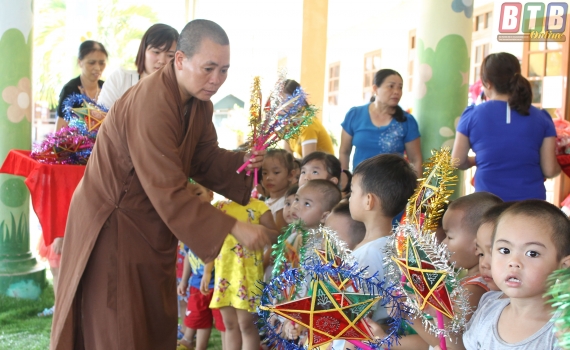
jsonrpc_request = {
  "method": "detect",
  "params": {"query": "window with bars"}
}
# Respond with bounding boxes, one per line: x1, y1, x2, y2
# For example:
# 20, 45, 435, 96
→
474, 11, 492, 32
473, 43, 490, 83
525, 40, 565, 107
363, 50, 381, 102
328, 62, 340, 106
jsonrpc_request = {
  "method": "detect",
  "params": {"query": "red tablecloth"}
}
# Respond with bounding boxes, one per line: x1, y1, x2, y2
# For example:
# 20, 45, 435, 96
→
0, 150, 85, 245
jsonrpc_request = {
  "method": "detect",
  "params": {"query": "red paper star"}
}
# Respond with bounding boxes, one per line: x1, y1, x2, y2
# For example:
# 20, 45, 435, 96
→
392, 235, 454, 318
263, 278, 379, 349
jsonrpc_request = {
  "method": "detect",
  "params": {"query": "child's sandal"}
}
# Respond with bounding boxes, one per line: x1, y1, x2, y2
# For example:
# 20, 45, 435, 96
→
176, 337, 194, 350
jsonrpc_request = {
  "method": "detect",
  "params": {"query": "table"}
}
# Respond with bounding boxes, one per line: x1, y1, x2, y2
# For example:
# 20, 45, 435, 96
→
0, 150, 85, 245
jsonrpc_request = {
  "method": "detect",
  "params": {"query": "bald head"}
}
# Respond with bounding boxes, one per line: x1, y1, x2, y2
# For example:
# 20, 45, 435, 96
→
177, 19, 229, 58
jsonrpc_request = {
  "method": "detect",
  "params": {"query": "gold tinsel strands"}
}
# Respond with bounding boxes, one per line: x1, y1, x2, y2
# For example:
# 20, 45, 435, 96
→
247, 76, 262, 148
406, 147, 458, 234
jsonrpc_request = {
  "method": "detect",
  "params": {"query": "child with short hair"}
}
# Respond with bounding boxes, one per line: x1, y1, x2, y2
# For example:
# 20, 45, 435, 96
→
177, 183, 225, 350
324, 201, 365, 250
476, 202, 516, 291
298, 151, 341, 187
205, 197, 277, 350
275, 180, 342, 344
262, 149, 294, 231
282, 185, 299, 225
349, 154, 417, 321
441, 192, 503, 301
408, 192, 503, 349
463, 200, 570, 349
291, 179, 342, 229
272, 179, 342, 279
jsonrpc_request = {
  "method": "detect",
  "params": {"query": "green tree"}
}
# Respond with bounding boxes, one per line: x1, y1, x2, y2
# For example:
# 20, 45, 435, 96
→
34, 0, 158, 108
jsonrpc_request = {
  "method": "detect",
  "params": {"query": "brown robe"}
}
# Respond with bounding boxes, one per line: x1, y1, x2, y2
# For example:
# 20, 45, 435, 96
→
50, 62, 252, 350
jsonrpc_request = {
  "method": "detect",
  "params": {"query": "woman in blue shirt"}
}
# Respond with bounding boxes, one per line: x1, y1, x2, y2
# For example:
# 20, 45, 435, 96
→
339, 69, 422, 174
452, 52, 560, 201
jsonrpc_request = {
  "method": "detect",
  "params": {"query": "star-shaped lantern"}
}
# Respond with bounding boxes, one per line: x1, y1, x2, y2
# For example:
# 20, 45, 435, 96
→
261, 278, 380, 349
72, 101, 107, 132
406, 148, 456, 233
392, 235, 454, 319
315, 237, 357, 292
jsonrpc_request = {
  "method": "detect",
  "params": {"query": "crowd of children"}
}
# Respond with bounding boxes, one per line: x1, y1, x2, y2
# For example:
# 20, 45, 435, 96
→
172, 147, 569, 350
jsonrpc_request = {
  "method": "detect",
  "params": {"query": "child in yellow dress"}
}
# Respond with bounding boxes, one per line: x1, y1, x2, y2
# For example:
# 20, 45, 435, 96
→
202, 198, 276, 350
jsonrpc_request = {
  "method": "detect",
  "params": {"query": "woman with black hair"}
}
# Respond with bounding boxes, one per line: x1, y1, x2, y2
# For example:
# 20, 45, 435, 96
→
339, 69, 422, 174
55, 40, 108, 131
452, 52, 560, 201
98, 23, 179, 108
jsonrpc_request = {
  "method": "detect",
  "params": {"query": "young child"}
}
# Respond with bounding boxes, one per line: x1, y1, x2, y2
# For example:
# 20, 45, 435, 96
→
205, 197, 277, 350
475, 202, 516, 291
276, 180, 342, 343
177, 183, 225, 350
282, 185, 299, 225
272, 179, 342, 278
291, 179, 342, 229
405, 192, 503, 348
349, 154, 417, 322
441, 192, 503, 302
324, 200, 365, 250
463, 200, 570, 349
262, 149, 294, 231
298, 151, 341, 187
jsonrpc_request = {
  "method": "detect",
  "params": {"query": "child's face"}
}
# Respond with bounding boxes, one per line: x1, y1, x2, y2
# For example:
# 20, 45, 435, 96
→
283, 194, 296, 224
189, 184, 213, 203
348, 175, 366, 222
325, 213, 355, 250
442, 208, 479, 270
299, 160, 337, 187
475, 222, 499, 291
492, 214, 562, 299
291, 185, 328, 228
262, 157, 291, 195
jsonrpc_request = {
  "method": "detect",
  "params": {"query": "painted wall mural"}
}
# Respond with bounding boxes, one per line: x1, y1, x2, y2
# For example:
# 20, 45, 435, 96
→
413, 0, 472, 198
0, 0, 46, 299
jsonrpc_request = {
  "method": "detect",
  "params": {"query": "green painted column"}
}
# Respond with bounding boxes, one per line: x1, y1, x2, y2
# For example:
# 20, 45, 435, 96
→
414, 0, 473, 197
0, 0, 46, 299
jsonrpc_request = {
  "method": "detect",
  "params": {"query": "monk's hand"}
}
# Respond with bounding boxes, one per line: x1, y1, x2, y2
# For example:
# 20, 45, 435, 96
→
244, 149, 266, 170
231, 220, 272, 251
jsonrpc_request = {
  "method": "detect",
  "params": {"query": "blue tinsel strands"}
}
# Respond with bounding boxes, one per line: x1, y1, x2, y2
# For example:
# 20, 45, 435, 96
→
63, 93, 109, 138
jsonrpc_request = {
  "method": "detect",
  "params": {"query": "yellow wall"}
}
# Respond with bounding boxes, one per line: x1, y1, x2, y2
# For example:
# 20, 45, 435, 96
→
300, 0, 328, 120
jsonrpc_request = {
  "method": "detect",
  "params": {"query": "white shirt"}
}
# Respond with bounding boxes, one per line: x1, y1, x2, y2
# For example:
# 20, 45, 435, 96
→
98, 68, 139, 109
352, 236, 391, 321
463, 291, 560, 350
265, 196, 285, 222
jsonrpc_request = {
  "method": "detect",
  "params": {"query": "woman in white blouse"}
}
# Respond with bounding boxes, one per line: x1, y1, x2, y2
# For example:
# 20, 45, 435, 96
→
98, 23, 179, 108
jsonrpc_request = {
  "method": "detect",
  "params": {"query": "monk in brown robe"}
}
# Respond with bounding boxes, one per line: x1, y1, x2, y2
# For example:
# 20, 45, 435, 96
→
50, 20, 275, 350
